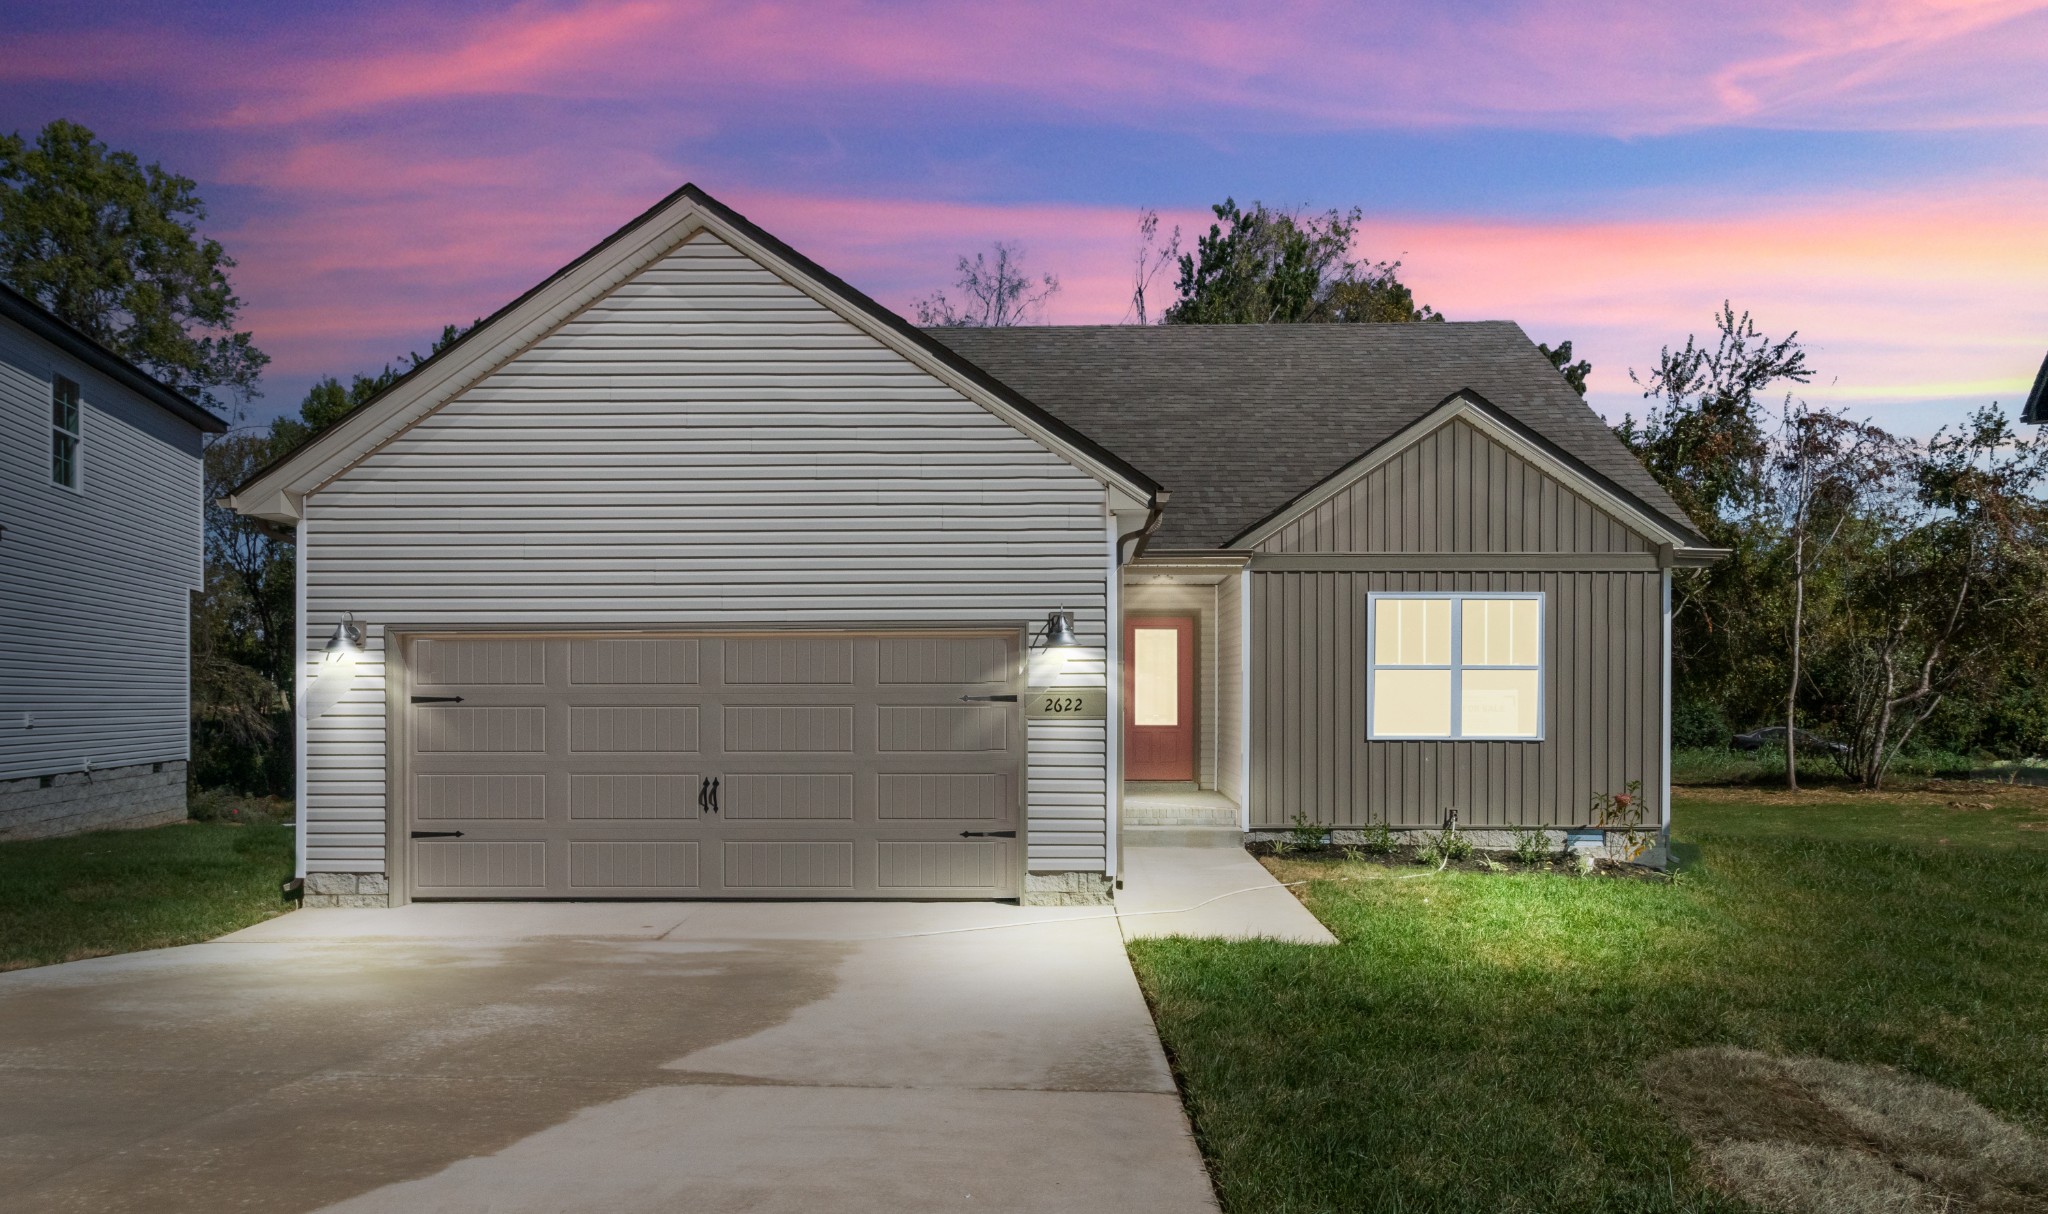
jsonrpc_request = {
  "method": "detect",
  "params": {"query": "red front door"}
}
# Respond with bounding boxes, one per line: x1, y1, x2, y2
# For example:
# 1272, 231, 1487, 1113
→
1125, 616, 1195, 781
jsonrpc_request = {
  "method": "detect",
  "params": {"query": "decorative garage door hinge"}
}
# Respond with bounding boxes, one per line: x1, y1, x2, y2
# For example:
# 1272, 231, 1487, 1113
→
410, 695, 464, 704
959, 694, 1019, 703
958, 830, 1017, 838
410, 830, 465, 839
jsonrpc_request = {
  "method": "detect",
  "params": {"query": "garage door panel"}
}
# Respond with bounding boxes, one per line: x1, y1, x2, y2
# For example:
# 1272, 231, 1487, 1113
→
723, 840, 855, 889
415, 841, 546, 891
569, 841, 700, 890
720, 773, 854, 819
569, 773, 701, 819
724, 705, 854, 752
415, 706, 547, 753
569, 705, 700, 753
877, 705, 1008, 752
877, 635, 1010, 685
414, 638, 546, 686
414, 773, 546, 820
877, 772, 1008, 820
723, 637, 854, 685
878, 840, 1003, 890
569, 638, 700, 685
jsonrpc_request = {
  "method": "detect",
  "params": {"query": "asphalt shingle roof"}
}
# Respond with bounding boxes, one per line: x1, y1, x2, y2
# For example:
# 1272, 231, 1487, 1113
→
926, 322, 1704, 551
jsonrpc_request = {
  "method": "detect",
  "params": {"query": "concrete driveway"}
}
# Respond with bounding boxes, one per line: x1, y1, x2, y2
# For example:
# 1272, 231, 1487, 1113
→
0, 902, 1219, 1213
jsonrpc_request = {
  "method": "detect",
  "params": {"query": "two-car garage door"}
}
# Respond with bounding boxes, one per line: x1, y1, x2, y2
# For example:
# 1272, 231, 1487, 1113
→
400, 632, 1022, 900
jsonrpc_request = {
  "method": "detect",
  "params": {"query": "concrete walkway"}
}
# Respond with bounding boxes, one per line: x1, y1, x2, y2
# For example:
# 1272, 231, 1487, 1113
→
1119, 828, 1338, 945
0, 903, 1220, 1214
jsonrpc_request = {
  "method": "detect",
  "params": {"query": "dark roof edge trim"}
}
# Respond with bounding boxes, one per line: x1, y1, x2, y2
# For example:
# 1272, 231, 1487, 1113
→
1224, 388, 1709, 550
683, 187, 1160, 496
0, 283, 227, 433
2023, 349, 2048, 425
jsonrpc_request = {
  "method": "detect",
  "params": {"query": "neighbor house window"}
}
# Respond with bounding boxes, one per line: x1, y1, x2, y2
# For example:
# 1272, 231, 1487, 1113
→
1368, 593, 1543, 740
50, 374, 80, 490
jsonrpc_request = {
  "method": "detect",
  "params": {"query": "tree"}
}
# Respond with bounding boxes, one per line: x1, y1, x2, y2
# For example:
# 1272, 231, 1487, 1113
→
0, 120, 267, 414
1767, 406, 1898, 790
1163, 199, 1440, 325
914, 243, 1059, 327
1838, 407, 2048, 788
1123, 209, 1180, 326
1538, 340, 1591, 396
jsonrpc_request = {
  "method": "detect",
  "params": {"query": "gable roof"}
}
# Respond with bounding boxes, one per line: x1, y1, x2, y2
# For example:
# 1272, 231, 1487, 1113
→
2025, 349, 2048, 425
0, 282, 227, 434
925, 323, 1708, 550
227, 184, 1158, 522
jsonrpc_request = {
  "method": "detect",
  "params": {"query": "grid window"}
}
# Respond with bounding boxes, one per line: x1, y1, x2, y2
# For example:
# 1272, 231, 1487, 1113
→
1368, 593, 1544, 739
51, 374, 80, 489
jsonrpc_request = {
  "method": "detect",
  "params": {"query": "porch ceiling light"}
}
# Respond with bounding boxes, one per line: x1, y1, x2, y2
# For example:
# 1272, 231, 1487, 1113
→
1036, 610, 1080, 650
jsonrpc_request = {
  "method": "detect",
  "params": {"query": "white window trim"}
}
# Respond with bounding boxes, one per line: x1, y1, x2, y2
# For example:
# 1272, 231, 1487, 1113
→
1366, 591, 1546, 742
51, 373, 83, 493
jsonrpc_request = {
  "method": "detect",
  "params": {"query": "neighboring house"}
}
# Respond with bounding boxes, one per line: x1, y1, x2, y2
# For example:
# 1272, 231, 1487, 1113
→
2025, 349, 2047, 424
227, 185, 1722, 908
0, 284, 227, 840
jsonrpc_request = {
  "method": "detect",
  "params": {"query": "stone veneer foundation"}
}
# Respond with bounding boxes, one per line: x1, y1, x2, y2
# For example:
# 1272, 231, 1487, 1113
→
1023, 871, 1115, 906
302, 872, 394, 908
0, 760, 188, 841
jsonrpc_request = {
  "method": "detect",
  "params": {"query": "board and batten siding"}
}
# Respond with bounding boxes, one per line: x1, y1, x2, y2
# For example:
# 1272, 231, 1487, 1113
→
1248, 415, 1667, 830
0, 320, 203, 780
1261, 416, 1653, 555
299, 231, 1113, 876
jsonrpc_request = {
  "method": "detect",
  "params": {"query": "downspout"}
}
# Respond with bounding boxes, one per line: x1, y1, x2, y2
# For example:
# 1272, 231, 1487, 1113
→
1117, 490, 1171, 563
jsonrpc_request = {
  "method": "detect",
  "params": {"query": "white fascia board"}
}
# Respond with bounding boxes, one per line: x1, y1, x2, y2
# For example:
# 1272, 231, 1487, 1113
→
1232, 395, 1699, 553
229, 194, 1154, 525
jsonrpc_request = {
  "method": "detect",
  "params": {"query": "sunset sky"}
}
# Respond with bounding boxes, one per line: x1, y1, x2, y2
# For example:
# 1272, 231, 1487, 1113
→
4, 0, 2045, 433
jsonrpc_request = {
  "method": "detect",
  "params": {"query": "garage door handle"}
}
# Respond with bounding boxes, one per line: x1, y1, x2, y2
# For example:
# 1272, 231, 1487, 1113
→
698, 778, 709, 815
960, 694, 1018, 703
959, 830, 1016, 838
708, 777, 720, 815
411, 830, 465, 839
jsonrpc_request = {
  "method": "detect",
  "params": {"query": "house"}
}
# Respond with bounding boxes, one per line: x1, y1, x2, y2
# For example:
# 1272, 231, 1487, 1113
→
0, 284, 227, 839
2025, 349, 2047, 424
226, 185, 1721, 907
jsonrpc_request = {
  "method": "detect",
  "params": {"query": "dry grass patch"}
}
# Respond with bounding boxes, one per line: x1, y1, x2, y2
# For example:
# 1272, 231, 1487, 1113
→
1647, 1048, 2048, 1213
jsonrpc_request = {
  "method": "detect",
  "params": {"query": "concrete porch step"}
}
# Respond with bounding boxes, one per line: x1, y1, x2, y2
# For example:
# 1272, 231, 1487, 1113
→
1122, 787, 1241, 828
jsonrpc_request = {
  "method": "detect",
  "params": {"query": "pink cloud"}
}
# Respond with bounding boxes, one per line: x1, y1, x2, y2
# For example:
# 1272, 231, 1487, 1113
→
12, 1, 2048, 135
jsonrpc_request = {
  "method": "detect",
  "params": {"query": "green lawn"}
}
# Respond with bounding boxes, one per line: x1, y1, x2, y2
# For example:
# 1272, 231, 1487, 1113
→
0, 820, 296, 971
1128, 784, 2048, 1213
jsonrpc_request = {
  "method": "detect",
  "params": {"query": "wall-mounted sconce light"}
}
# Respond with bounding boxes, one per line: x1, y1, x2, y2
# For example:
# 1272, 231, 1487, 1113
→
1035, 610, 1080, 650
303, 612, 366, 720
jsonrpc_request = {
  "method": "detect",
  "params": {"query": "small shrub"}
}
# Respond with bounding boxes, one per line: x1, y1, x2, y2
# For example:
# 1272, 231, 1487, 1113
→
1414, 839, 1443, 866
1437, 824, 1474, 862
1286, 811, 1327, 853
1355, 818, 1397, 856
1510, 826, 1556, 867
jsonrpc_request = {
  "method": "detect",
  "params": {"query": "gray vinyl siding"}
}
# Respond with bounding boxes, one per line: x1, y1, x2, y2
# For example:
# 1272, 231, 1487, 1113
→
0, 321, 204, 780
1122, 580, 1218, 790
1262, 417, 1653, 555
299, 231, 1111, 876
1248, 417, 1666, 830
1216, 573, 1245, 806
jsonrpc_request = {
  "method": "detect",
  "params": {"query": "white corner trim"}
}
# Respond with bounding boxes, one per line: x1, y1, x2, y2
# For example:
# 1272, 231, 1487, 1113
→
1238, 565, 1252, 830
1231, 395, 1695, 552
229, 193, 1153, 525
1661, 567, 1673, 829
293, 514, 309, 880
1103, 511, 1123, 881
